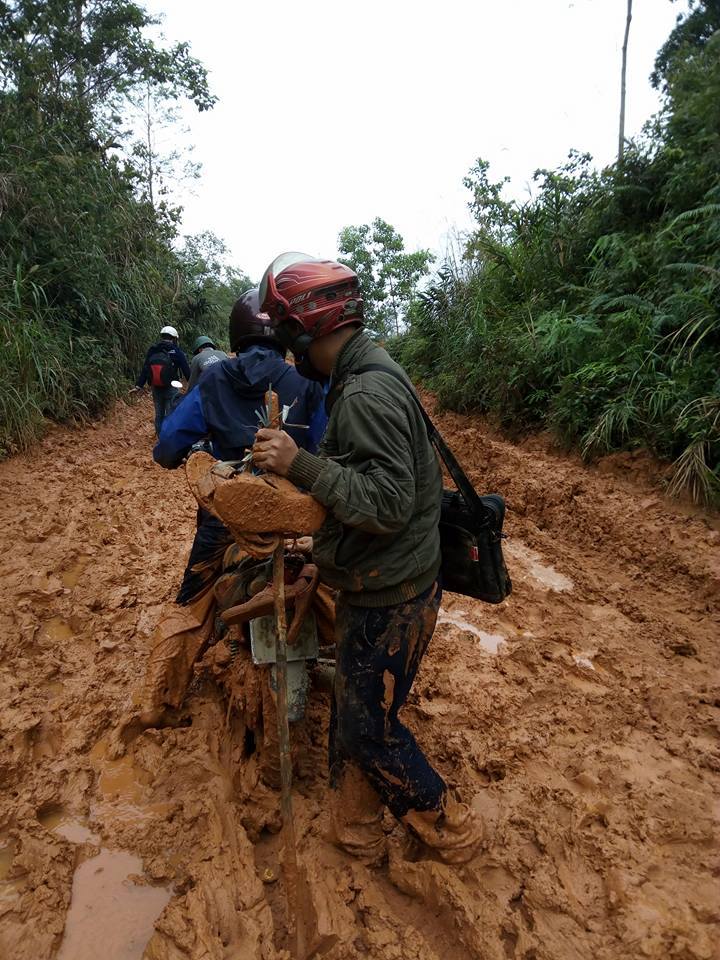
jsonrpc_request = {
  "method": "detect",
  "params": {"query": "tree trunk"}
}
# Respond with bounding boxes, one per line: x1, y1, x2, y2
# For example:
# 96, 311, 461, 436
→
146, 87, 155, 208
388, 275, 400, 337
74, 0, 85, 102
618, 0, 633, 162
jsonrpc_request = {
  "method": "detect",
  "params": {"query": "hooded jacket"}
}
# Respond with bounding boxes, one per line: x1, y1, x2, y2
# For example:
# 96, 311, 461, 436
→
287, 331, 442, 607
153, 343, 326, 468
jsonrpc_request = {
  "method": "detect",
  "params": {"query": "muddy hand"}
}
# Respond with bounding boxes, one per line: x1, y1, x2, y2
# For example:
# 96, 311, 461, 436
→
285, 536, 313, 554
107, 705, 165, 759
252, 428, 298, 477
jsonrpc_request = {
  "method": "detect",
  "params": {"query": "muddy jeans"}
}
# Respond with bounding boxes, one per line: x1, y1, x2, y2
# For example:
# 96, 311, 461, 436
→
329, 581, 446, 819
134, 508, 234, 716
152, 385, 179, 437
176, 508, 234, 605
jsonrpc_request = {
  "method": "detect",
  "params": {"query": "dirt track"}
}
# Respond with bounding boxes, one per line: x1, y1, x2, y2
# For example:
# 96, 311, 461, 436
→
0, 394, 718, 960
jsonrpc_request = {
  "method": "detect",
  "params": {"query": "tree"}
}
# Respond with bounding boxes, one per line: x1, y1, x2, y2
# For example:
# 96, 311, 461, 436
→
618, 0, 633, 162
175, 232, 252, 346
0, 1, 251, 453
338, 218, 434, 338
0, 0, 215, 142
129, 84, 200, 211
651, 0, 720, 91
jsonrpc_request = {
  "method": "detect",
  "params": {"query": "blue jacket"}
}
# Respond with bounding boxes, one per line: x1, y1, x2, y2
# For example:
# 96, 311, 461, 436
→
136, 340, 191, 387
153, 344, 327, 469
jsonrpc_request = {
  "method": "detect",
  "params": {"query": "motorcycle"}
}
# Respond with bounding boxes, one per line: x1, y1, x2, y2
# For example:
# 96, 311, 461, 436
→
205, 543, 335, 786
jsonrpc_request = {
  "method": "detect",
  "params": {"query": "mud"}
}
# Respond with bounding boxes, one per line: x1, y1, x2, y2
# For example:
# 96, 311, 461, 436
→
0, 393, 718, 959
186, 450, 326, 537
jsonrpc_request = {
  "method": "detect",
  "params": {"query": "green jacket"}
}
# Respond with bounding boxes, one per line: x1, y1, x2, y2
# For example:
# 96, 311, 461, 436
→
288, 330, 442, 607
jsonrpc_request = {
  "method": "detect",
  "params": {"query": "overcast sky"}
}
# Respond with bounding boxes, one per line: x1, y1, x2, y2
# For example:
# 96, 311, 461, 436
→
144, 0, 687, 281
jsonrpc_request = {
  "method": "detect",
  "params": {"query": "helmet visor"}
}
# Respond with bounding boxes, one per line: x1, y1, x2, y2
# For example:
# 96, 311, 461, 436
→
259, 251, 316, 313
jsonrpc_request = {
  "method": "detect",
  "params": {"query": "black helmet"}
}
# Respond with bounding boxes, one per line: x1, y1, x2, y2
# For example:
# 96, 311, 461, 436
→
229, 288, 277, 353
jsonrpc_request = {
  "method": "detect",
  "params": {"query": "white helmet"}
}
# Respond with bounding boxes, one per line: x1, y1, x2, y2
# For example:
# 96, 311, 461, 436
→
160, 325, 179, 339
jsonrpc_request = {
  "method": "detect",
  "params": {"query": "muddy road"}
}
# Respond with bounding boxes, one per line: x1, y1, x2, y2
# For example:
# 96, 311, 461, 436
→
0, 395, 718, 960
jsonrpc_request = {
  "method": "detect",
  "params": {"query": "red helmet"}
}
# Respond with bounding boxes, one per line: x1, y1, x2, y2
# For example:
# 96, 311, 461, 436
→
259, 252, 363, 355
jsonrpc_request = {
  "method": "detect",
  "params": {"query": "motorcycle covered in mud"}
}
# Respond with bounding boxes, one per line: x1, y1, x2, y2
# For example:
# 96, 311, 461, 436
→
208, 544, 333, 787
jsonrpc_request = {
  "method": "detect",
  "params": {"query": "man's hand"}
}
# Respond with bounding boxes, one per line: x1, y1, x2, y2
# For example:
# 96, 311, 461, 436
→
129, 385, 144, 394
285, 536, 313, 554
253, 428, 299, 477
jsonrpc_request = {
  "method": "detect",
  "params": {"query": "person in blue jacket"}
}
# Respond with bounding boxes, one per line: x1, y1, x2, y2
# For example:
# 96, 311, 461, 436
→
133, 325, 191, 436
154, 288, 326, 602
110, 290, 326, 755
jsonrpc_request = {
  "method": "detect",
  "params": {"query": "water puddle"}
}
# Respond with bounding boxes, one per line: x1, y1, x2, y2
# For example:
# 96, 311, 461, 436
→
0, 878, 22, 904
39, 616, 73, 644
438, 609, 507, 654
90, 738, 172, 826
38, 809, 99, 845
476, 630, 507, 653
97, 753, 146, 806
504, 541, 574, 593
573, 654, 596, 671
57, 848, 171, 960
0, 835, 16, 881
0, 835, 21, 904
61, 559, 88, 589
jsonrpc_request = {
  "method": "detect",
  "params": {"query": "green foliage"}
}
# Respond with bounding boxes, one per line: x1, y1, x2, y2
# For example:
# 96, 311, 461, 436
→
396, 2, 720, 504
175, 232, 252, 349
0, 0, 215, 140
0, 1, 243, 456
338, 218, 433, 339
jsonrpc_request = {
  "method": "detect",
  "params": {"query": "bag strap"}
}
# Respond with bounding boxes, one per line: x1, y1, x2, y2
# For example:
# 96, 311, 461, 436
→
355, 364, 487, 520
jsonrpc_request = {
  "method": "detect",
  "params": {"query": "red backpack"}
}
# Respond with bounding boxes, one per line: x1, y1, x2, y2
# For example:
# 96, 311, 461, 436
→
147, 346, 174, 387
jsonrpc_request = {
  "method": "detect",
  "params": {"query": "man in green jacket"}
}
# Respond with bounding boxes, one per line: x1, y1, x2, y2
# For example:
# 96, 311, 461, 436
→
253, 253, 481, 864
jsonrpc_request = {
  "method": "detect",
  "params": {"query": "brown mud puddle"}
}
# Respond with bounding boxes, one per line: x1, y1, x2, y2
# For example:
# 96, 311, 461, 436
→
437, 608, 507, 653
37, 809, 98, 844
0, 836, 17, 882
0, 394, 718, 959
57, 848, 171, 960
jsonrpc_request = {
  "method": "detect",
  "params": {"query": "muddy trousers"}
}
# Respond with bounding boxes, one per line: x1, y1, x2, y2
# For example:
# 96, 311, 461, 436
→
329, 582, 446, 828
141, 509, 234, 711
176, 508, 234, 605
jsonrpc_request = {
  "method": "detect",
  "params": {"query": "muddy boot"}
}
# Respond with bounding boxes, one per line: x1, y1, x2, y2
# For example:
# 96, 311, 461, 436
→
107, 705, 166, 759
327, 766, 386, 866
401, 792, 483, 865
108, 592, 215, 759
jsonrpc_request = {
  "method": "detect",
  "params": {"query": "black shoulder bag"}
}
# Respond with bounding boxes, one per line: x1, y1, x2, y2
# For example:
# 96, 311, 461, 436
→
357, 365, 512, 604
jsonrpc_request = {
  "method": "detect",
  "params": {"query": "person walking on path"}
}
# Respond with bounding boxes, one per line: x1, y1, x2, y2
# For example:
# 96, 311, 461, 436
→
186, 335, 227, 391
134, 325, 191, 435
252, 253, 482, 865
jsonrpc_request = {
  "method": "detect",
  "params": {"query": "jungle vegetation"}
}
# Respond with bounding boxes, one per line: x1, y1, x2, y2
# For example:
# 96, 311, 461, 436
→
394, 0, 720, 503
0, 0, 249, 455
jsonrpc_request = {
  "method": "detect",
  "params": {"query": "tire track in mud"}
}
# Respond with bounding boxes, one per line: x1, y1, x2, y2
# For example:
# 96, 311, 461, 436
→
0, 395, 718, 960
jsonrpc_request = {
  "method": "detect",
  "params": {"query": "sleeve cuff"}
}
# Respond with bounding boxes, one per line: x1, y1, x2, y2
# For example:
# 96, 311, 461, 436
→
287, 448, 326, 490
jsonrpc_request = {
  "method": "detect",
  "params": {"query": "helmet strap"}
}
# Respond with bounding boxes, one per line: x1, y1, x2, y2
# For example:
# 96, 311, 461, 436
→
275, 319, 313, 358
